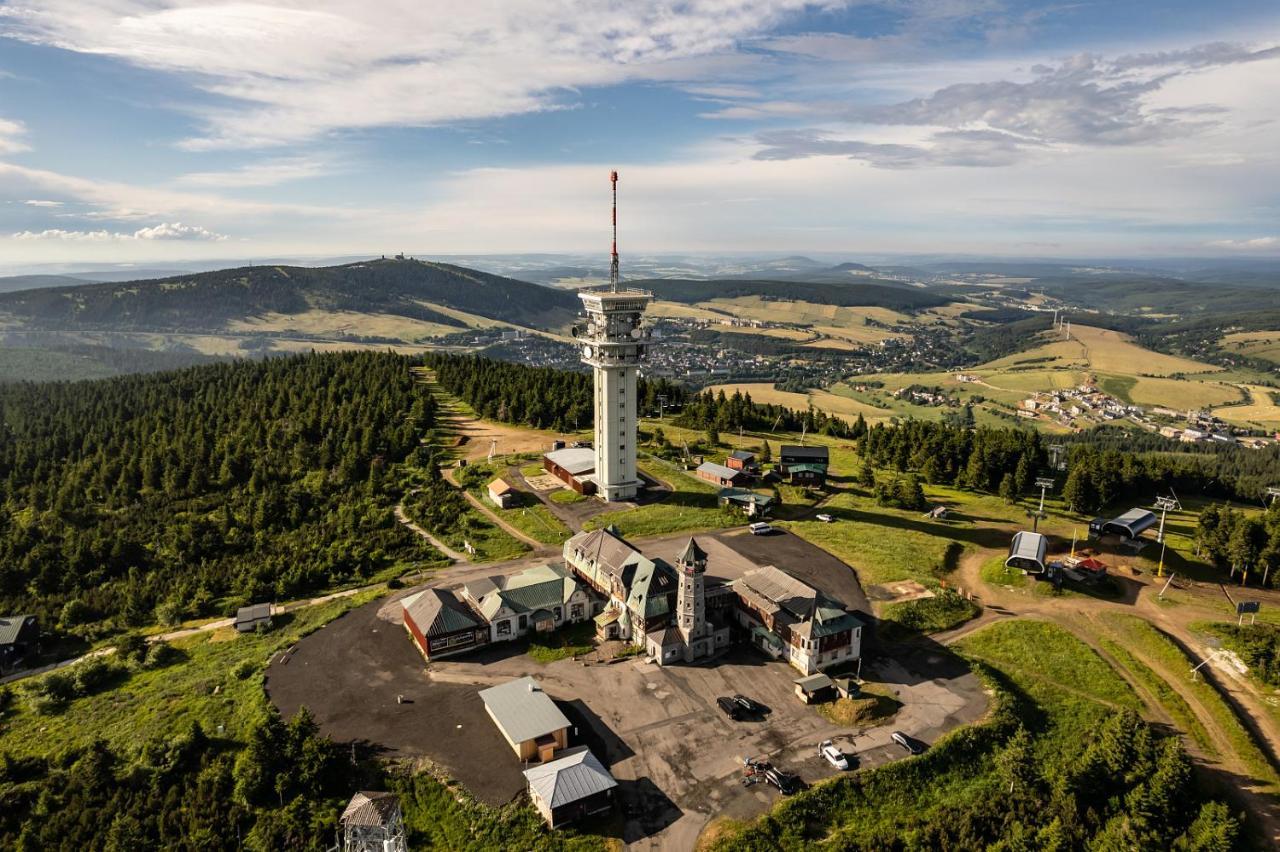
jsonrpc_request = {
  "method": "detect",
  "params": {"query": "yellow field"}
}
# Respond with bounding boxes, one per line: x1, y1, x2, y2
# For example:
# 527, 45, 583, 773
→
979, 369, 1088, 393
646, 300, 730, 322
1221, 331, 1280, 364
1213, 385, 1280, 428
718, 325, 816, 342
227, 309, 461, 340
979, 325, 1220, 377
1115, 375, 1242, 409
805, 337, 861, 351
705, 382, 896, 423
715, 296, 910, 327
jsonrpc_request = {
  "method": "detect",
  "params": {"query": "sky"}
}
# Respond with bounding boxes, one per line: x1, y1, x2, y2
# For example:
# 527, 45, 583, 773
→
0, 0, 1277, 268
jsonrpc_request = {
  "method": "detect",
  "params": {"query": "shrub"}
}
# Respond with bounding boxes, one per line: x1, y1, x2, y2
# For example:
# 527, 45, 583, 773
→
26, 671, 76, 714
72, 656, 122, 694
116, 633, 149, 666
59, 598, 96, 629
143, 641, 181, 669
231, 660, 258, 680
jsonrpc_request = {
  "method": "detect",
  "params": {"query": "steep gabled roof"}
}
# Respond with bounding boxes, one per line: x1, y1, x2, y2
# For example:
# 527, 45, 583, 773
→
676, 537, 707, 565
0, 615, 37, 646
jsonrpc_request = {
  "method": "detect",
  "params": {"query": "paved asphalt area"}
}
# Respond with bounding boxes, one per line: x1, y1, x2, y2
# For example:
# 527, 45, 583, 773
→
265, 528, 986, 849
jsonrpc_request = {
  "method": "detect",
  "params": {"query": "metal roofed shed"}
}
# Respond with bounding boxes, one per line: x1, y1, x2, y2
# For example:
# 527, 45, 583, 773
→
1006, 531, 1048, 574
544, 447, 598, 495
233, 603, 273, 633
479, 676, 572, 762
523, 746, 618, 828
1103, 508, 1158, 540
696, 460, 744, 487
793, 672, 835, 704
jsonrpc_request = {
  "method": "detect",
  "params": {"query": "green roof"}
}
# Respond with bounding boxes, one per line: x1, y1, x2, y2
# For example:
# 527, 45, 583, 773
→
786, 463, 827, 475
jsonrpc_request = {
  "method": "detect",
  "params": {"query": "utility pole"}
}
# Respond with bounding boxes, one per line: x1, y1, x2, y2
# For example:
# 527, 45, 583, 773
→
1048, 444, 1065, 472
657, 394, 667, 420
1033, 477, 1054, 532
1154, 495, 1178, 544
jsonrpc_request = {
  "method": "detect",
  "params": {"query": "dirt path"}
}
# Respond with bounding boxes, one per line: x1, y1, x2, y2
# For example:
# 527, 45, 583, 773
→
441, 467, 550, 552
394, 491, 469, 563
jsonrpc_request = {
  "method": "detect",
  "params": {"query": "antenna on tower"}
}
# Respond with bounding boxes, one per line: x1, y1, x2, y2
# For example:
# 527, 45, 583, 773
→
609, 170, 620, 292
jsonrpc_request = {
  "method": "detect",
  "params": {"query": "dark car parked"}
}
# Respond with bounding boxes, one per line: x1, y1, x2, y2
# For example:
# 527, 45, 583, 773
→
717, 696, 744, 720
733, 694, 767, 716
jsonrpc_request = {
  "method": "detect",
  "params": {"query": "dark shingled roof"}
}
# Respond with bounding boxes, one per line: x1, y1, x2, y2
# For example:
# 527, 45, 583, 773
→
676, 537, 707, 565
780, 445, 829, 461
340, 791, 401, 827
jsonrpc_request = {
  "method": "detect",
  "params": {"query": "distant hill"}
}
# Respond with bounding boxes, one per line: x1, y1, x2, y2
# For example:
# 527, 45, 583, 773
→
0, 258, 579, 334
634, 278, 947, 311
0, 274, 96, 294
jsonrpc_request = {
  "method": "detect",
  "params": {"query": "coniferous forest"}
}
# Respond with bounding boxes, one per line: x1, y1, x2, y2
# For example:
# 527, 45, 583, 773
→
0, 351, 441, 634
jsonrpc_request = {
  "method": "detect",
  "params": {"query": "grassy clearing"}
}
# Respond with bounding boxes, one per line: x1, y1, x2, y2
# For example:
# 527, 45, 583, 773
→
519, 462, 545, 478
585, 459, 742, 538
980, 554, 1028, 588
455, 463, 573, 545
959, 620, 1140, 710
879, 589, 981, 639
1096, 637, 1215, 753
0, 591, 381, 759
817, 685, 902, 727
526, 621, 596, 664
549, 488, 587, 504
1100, 613, 1280, 789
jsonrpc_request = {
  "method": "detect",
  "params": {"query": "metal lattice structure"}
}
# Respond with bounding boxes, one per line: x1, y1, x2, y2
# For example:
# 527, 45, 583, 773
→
340, 792, 408, 852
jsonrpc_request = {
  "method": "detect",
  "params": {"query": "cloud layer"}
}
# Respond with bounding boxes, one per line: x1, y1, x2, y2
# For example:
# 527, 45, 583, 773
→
14, 222, 226, 241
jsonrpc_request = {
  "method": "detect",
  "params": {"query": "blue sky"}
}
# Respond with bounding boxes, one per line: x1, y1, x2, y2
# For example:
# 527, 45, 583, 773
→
0, 0, 1277, 268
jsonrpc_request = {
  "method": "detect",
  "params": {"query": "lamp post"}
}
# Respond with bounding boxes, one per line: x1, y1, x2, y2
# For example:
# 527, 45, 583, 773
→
1033, 477, 1054, 532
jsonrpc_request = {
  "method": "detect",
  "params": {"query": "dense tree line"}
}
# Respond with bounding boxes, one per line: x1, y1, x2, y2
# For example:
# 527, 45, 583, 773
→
673, 389, 858, 438
0, 351, 439, 632
0, 710, 352, 850
425, 352, 688, 432
860, 419, 1280, 512
1196, 503, 1280, 586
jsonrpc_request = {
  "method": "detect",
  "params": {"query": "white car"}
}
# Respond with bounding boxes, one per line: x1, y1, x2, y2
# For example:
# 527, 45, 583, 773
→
816, 513, 835, 523
819, 740, 850, 770
749, 522, 773, 536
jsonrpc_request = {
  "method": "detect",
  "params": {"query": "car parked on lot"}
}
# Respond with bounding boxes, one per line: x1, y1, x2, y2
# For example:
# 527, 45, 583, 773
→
819, 739, 850, 770
717, 696, 744, 720
764, 766, 803, 795
816, 513, 835, 523
733, 694, 767, 716
891, 731, 925, 755
749, 522, 773, 535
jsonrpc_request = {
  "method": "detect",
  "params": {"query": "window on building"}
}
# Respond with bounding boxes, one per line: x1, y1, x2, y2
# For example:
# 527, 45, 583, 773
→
496, 620, 511, 636
570, 604, 584, 619
554, 606, 563, 620
519, 614, 528, 630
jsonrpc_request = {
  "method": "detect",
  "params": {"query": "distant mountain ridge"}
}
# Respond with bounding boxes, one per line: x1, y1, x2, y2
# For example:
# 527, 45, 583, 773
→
0, 258, 579, 333
0, 274, 98, 294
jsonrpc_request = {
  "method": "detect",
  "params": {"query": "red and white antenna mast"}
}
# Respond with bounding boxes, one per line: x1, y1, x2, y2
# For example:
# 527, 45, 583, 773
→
609, 170, 620, 292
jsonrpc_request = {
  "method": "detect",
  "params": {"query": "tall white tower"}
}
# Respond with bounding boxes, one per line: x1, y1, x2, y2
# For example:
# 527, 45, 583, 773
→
576, 171, 651, 502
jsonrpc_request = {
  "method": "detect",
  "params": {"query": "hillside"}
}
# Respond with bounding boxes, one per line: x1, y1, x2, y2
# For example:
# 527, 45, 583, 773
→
0, 274, 93, 294
0, 258, 579, 336
633, 277, 947, 311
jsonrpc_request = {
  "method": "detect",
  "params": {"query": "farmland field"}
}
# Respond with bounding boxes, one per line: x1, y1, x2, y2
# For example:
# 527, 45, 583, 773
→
705, 381, 896, 423
1213, 384, 1280, 428
1221, 330, 1280, 364
980, 324, 1222, 377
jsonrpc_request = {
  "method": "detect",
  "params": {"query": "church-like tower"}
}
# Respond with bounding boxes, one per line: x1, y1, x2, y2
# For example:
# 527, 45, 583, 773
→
675, 537, 708, 642
576, 171, 651, 502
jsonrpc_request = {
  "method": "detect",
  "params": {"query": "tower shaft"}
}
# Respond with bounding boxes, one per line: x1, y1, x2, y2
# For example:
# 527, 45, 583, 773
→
609, 170, 620, 292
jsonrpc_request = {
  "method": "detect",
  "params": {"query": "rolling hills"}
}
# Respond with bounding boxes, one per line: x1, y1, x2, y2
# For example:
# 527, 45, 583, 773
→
0, 258, 580, 336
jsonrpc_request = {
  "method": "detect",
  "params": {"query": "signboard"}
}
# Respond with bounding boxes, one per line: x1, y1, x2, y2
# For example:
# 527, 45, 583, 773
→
1237, 601, 1261, 615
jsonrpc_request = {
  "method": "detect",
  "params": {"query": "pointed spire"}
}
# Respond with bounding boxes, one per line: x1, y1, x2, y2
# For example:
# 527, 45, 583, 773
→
677, 537, 707, 566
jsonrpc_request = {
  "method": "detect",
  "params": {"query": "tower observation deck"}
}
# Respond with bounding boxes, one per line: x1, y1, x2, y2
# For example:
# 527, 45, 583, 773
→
575, 171, 651, 501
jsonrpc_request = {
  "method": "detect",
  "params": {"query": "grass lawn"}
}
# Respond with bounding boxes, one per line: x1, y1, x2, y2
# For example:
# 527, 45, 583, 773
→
1098, 613, 1280, 789
979, 554, 1027, 588
549, 488, 587, 504
526, 621, 596, 664
0, 591, 382, 759
879, 589, 981, 639
958, 620, 1140, 710
584, 458, 743, 538
430, 508, 530, 562
519, 462, 545, 478
452, 462, 573, 546
816, 685, 902, 727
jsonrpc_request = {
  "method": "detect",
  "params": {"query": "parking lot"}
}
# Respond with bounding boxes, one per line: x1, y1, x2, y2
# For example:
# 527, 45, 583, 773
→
266, 528, 986, 847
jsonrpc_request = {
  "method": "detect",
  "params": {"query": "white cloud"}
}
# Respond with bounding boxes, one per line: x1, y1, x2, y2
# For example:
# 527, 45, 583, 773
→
0, 118, 29, 154
176, 156, 332, 188
23, 198, 62, 207
0, 1, 832, 149
1208, 236, 1277, 250
14, 222, 226, 241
